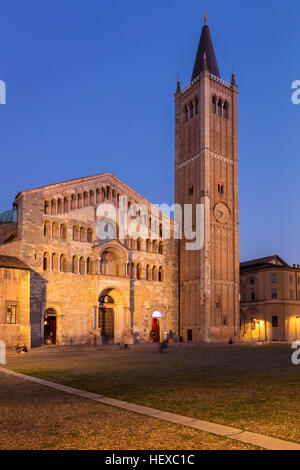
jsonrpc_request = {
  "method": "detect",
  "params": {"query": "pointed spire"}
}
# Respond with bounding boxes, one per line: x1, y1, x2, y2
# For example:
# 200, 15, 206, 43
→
191, 15, 220, 81
176, 75, 181, 94
231, 68, 237, 86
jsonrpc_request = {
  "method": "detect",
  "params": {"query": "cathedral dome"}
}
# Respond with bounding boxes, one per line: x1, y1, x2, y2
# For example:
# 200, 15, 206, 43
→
0, 209, 17, 223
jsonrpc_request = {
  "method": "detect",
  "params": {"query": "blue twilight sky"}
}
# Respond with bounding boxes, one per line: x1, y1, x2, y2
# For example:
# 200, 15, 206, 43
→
0, 0, 299, 264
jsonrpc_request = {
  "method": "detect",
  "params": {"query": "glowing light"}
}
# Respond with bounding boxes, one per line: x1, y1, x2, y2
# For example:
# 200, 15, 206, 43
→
152, 310, 162, 318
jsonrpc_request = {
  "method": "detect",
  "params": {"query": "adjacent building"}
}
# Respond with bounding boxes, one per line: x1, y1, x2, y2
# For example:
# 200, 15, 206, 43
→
240, 255, 300, 342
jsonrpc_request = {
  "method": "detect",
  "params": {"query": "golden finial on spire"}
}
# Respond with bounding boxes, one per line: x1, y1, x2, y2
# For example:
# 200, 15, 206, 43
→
204, 13, 208, 25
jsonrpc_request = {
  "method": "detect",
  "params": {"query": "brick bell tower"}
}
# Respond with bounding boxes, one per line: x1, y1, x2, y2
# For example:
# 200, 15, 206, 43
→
175, 15, 239, 342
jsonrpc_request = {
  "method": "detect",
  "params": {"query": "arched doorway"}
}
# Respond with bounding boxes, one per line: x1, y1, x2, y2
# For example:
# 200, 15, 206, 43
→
99, 293, 115, 343
152, 310, 162, 343
44, 308, 57, 345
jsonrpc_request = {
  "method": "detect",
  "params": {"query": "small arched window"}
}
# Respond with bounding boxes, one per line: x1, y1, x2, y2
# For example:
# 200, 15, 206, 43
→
152, 266, 157, 282
152, 240, 157, 253
44, 221, 51, 237
52, 222, 59, 239
60, 224, 67, 240
212, 96, 216, 114
44, 201, 50, 215
185, 105, 189, 122
146, 239, 150, 252
72, 256, 78, 274
77, 193, 83, 209
63, 197, 69, 213
190, 102, 194, 118
145, 265, 150, 281
158, 241, 164, 254
60, 254, 67, 273
223, 101, 228, 119
86, 257, 93, 274
217, 99, 222, 116
83, 192, 88, 206
71, 194, 76, 210
136, 264, 141, 280
80, 227, 86, 242
79, 257, 85, 275
43, 252, 50, 271
137, 238, 142, 251
87, 228, 92, 243
96, 188, 101, 204
159, 223, 163, 238
158, 266, 163, 282
57, 198, 63, 214
89, 190, 95, 205
195, 97, 199, 115
73, 226, 79, 241
51, 199, 57, 215
52, 253, 59, 272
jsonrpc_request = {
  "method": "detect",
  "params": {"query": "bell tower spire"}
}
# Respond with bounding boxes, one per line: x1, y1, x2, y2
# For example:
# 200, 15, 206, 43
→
191, 14, 220, 81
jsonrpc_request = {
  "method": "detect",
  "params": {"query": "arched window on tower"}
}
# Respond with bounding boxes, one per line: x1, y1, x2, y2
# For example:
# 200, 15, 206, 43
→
212, 96, 216, 114
217, 99, 222, 116
223, 101, 228, 119
136, 264, 141, 280
195, 97, 199, 115
158, 266, 163, 282
185, 105, 189, 122
190, 102, 194, 118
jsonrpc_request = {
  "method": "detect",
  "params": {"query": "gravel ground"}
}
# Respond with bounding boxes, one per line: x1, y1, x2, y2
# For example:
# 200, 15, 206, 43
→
0, 373, 259, 450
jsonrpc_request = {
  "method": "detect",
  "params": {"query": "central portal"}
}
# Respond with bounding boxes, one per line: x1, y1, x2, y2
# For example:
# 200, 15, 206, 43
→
99, 294, 115, 343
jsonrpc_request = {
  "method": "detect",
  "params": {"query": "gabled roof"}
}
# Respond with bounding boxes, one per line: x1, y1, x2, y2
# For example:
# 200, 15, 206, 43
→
0, 255, 30, 270
240, 255, 290, 272
191, 20, 220, 81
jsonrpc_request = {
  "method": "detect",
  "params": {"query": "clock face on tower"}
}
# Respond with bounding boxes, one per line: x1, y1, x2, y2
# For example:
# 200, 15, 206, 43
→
214, 202, 230, 224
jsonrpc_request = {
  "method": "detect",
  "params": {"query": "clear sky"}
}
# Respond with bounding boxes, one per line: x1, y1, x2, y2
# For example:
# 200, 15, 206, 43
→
0, 0, 299, 264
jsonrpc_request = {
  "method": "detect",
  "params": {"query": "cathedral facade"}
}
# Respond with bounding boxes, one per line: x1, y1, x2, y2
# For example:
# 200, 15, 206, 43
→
0, 18, 240, 348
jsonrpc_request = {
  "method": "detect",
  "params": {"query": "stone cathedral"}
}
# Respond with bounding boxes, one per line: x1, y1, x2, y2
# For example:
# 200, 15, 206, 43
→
0, 18, 240, 348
